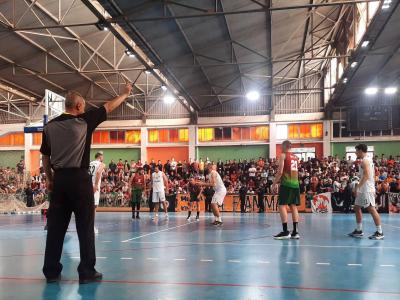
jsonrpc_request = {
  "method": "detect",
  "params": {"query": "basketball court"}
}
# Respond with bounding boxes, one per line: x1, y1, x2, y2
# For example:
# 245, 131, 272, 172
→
0, 1, 399, 299
1, 213, 399, 299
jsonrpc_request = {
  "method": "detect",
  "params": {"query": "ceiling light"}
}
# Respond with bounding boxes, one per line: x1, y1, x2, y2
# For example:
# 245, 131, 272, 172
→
361, 40, 370, 48
145, 70, 151, 75
161, 85, 167, 91
365, 87, 378, 95
246, 90, 260, 101
95, 22, 109, 32
343, 78, 348, 83
124, 49, 135, 58
384, 87, 397, 95
350, 62, 357, 68
163, 95, 175, 104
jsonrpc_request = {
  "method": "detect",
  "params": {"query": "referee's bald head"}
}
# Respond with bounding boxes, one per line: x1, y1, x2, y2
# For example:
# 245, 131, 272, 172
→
65, 90, 86, 115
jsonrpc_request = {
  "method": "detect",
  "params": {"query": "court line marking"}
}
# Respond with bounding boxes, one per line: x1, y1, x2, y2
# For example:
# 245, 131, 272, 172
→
146, 257, 159, 261
380, 264, 395, 267
2, 277, 400, 295
348, 264, 362, 266
228, 260, 241, 263
121, 257, 133, 260
200, 259, 213, 262
121, 222, 193, 243
174, 258, 186, 261
102, 241, 112, 243
257, 261, 270, 264
286, 262, 299, 265
316, 263, 330, 265
381, 223, 400, 230
118, 241, 400, 250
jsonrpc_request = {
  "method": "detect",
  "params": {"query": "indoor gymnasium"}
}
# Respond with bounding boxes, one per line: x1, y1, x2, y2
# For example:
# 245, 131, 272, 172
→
0, 1, 399, 299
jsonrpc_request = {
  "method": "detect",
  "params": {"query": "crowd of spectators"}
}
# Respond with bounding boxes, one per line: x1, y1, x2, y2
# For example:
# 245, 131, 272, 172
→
0, 159, 25, 194
1, 154, 399, 209
95, 154, 400, 208
0, 160, 48, 207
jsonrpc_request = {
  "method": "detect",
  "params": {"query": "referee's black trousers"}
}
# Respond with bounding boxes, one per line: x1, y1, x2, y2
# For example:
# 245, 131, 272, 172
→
43, 169, 96, 278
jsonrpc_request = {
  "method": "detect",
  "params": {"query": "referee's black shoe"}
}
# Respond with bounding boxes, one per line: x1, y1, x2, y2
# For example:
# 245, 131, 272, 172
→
79, 271, 103, 284
46, 274, 61, 283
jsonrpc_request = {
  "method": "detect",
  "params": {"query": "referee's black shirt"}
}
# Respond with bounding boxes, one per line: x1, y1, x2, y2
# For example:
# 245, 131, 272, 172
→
40, 106, 107, 169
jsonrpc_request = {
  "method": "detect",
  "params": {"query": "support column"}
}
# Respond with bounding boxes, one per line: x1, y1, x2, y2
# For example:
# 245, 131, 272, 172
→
323, 120, 331, 158
188, 125, 196, 161
266, 0, 274, 120
24, 133, 32, 177
269, 122, 277, 159
140, 127, 148, 162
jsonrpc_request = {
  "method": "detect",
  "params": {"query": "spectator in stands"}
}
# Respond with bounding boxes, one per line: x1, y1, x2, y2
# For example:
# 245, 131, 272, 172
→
109, 160, 117, 174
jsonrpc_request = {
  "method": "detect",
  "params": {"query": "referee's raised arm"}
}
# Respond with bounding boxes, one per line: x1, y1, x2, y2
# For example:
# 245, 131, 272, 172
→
41, 83, 132, 284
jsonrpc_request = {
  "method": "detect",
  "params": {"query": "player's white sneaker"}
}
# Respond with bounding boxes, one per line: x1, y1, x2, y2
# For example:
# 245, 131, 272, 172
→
94, 227, 99, 234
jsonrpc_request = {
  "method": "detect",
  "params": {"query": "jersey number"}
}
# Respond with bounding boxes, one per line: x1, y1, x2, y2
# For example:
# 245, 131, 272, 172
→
290, 160, 298, 171
89, 165, 96, 176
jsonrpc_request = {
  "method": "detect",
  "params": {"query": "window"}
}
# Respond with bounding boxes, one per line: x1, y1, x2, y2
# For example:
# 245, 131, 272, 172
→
169, 129, 179, 143
299, 124, 311, 139
222, 127, 231, 140
178, 128, 189, 142
32, 133, 42, 145
148, 128, 189, 143
232, 127, 241, 140
310, 123, 323, 138
110, 131, 125, 143
252, 126, 269, 140
158, 129, 169, 143
197, 126, 269, 142
215, 128, 223, 141
241, 127, 251, 140
125, 130, 141, 144
276, 124, 288, 140
148, 129, 159, 143
198, 128, 214, 142
0, 132, 25, 146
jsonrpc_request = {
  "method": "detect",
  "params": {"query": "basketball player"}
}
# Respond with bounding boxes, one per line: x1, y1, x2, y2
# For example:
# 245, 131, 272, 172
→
187, 177, 201, 221
89, 152, 105, 234
197, 164, 226, 226
151, 165, 169, 220
348, 144, 384, 240
129, 168, 146, 219
272, 140, 300, 239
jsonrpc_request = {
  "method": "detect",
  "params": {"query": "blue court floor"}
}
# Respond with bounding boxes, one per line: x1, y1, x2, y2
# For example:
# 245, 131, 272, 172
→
0, 212, 399, 300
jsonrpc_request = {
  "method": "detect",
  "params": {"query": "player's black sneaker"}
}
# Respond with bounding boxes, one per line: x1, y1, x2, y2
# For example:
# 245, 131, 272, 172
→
290, 232, 300, 239
348, 229, 364, 238
368, 231, 384, 240
273, 231, 291, 240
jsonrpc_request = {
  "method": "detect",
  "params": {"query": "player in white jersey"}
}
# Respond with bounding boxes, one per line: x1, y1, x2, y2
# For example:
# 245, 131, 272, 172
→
151, 165, 169, 220
89, 152, 105, 234
348, 144, 384, 240
197, 163, 227, 226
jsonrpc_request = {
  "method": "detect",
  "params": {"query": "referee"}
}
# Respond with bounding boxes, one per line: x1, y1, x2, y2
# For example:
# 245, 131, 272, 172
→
41, 83, 132, 284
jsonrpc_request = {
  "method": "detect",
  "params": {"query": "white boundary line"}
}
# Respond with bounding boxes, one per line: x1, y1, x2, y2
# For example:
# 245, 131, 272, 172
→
381, 223, 400, 230
121, 222, 193, 243
119, 240, 400, 250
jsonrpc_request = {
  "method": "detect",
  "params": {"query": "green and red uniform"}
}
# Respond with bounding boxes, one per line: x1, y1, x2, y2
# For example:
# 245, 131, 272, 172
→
278, 151, 300, 205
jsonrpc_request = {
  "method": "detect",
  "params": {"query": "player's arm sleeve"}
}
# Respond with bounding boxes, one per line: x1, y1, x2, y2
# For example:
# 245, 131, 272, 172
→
81, 106, 107, 133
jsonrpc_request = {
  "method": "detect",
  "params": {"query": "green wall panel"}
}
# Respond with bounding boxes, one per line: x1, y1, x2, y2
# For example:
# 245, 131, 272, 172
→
197, 145, 269, 162
0, 150, 24, 168
90, 148, 140, 165
332, 141, 400, 158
